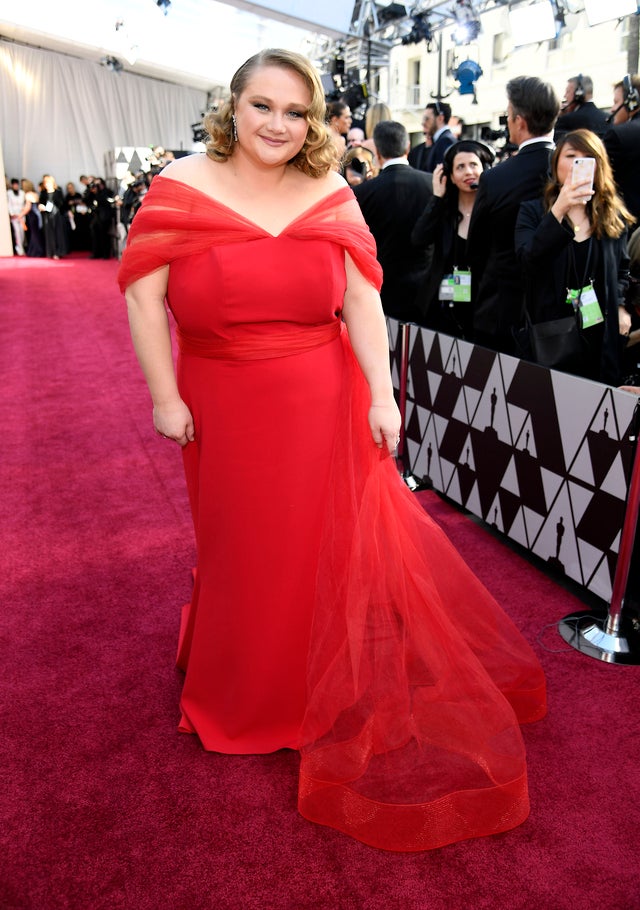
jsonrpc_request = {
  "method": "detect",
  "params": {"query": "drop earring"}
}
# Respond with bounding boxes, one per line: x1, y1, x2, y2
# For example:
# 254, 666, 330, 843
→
232, 114, 238, 142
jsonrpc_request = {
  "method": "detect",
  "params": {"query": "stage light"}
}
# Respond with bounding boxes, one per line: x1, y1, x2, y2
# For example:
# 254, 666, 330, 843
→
100, 56, 123, 73
452, 18, 482, 44
377, 3, 407, 23
401, 12, 434, 47
583, 0, 637, 24
453, 59, 483, 97
508, 1, 558, 46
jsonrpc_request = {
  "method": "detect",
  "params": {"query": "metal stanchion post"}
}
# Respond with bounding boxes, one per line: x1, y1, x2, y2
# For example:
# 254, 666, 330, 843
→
558, 401, 640, 663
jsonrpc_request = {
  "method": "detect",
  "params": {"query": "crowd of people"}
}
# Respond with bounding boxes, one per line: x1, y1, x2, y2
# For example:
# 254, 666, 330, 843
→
337, 72, 640, 387
5, 147, 176, 262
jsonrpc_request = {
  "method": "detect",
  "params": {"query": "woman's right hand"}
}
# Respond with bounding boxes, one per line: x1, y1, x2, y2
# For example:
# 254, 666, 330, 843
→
552, 178, 594, 221
432, 163, 447, 198
153, 399, 195, 446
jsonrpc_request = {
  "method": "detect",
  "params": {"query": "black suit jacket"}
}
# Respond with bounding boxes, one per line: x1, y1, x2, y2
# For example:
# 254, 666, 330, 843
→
467, 140, 554, 344
354, 163, 433, 322
603, 117, 640, 224
408, 142, 429, 172
425, 129, 456, 173
554, 102, 608, 140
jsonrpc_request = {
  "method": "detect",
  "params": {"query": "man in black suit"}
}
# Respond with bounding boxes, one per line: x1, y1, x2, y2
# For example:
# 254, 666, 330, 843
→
554, 74, 607, 140
603, 74, 640, 229
408, 101, 456, 173
468, 75, 559, 353
408, 109, 431, 172
354, 120, 433, 324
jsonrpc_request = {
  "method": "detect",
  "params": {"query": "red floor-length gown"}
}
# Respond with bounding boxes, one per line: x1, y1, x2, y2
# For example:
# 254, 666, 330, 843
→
118, 175, 547, 852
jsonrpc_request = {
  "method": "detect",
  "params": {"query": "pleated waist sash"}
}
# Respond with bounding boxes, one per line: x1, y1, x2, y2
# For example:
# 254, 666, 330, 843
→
176, 321, 342, 361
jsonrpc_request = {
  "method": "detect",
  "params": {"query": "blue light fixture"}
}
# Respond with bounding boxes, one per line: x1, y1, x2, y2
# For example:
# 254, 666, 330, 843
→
453, 60, 483, 98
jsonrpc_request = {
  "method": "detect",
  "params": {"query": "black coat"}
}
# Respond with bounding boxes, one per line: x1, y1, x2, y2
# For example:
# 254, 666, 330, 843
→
354, 164, 433, 323
602, 117, 640, 224
554, 102, 608, 140
515, 199, 630, 384
467, 140, 554, 345
424, 129, 456, 173
408, 142, 429, 172
411, 195, 472, 337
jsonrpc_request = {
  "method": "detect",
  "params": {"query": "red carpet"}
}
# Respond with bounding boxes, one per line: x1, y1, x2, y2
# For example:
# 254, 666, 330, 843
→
1, 253, 639, 909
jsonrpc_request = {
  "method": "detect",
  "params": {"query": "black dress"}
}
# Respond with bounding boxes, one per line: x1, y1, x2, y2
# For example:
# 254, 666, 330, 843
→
412, 195, 474, 339
38, 188, 66, 258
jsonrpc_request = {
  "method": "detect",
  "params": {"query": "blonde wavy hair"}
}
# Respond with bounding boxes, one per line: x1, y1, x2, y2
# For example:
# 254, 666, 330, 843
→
204, 48, 339, 178
544, 129, 635, 239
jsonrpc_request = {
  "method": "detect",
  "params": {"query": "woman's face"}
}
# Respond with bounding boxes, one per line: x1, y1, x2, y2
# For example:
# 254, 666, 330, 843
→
234, 65, 311, 168
332, 106, 352, 135
449, 152, 482, 194
555, 143, 596, 187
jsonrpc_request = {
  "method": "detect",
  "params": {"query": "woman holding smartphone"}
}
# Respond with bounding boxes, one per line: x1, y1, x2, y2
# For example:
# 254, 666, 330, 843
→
515, 129, 634, 384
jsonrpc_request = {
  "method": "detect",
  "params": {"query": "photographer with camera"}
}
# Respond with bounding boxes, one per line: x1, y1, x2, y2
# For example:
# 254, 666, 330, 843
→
86, 178, 115, 260
120, 174, 149, 233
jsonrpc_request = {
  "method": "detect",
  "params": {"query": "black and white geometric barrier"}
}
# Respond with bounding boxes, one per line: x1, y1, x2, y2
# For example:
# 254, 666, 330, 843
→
388, 320, 638, 602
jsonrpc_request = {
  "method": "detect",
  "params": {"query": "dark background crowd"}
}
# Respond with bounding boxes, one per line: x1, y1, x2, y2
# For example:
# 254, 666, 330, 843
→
337, 71, 640, 388
5, 147, 176, 263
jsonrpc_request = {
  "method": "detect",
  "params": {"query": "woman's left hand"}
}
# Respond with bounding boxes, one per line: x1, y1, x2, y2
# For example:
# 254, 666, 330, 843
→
369, 400, 402, 454
618, 306, 632, 337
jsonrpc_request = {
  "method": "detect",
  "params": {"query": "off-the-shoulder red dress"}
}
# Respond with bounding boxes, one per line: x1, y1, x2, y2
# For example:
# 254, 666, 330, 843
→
118, 175, 546, 852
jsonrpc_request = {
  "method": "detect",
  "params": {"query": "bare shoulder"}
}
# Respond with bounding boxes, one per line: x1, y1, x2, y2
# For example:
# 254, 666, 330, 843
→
158, 153, 215, 187
290, 167, 347, 203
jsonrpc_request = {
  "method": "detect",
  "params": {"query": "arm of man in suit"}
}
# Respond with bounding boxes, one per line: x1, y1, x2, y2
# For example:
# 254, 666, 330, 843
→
602, 128, 623, 175
467, 172, 491, 273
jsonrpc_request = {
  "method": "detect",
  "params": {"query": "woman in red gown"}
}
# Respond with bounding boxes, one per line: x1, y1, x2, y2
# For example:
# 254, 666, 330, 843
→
118, 48, 546, 852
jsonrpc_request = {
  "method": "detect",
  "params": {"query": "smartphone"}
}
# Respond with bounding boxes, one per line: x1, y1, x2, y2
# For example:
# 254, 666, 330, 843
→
571, 157, 595, 191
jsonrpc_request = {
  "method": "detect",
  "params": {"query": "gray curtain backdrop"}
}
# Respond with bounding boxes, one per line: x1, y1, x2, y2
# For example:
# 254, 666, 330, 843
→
0, 39, 209, 187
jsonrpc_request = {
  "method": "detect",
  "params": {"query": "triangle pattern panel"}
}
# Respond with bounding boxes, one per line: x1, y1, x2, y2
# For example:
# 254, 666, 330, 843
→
497, 487, 522, 535
500, 455, 520, 497
513, 448, 546, 514
540, 467, 565, 515
555, 377, 608, 471
579, 539, 612, 600
532, 482, 583, 584
568, 441, 596, 487
508, 507, 530, 549
388, 322, 636, 602
576, 488, 627, 553
600, 452, 629, 499
465, 479, 483, 518
521, 506, 546, 548
446, 471, 463, 504
586, 429, 625, 491
407, 330, 429, 403
486, 493, 503, 532
506, 403, 531, 450
461, 385, 482, 424
566, 480, 594, 528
